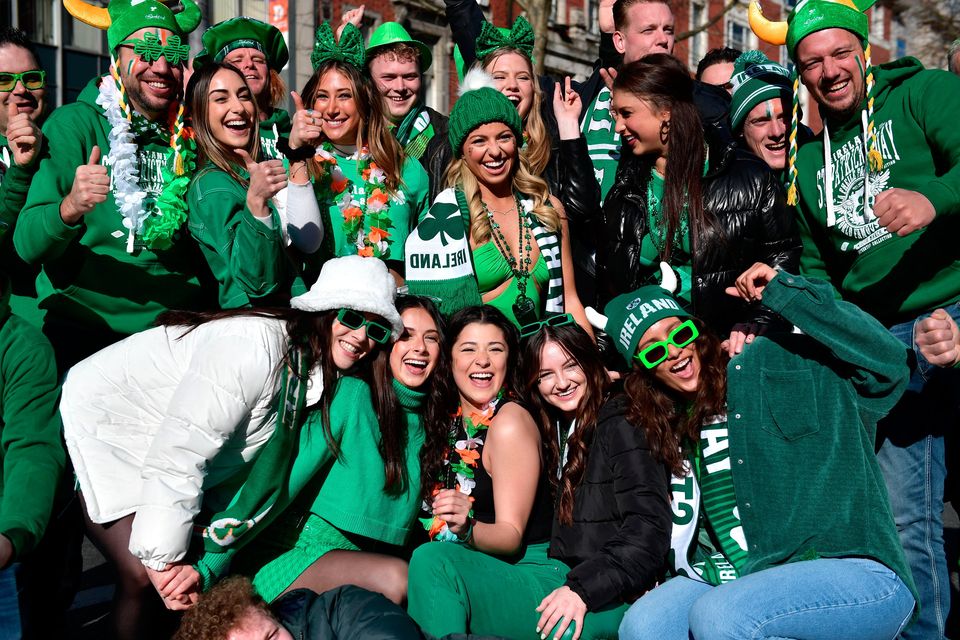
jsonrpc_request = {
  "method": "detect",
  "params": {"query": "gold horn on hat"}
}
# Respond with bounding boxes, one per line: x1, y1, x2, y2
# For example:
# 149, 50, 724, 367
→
63, 0, 111, 29
748, 1, 787, 46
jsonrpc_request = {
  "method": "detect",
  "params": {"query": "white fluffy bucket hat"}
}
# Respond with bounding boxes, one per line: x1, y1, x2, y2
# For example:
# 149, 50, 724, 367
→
290, 256, 403, 338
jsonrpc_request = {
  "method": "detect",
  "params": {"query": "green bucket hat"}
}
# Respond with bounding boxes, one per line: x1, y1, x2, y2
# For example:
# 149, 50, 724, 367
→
194, 17, 289, 71
63, 0, 202, 52
365, 22, 432, 72
447, 69, 523, 157
729, 50, 793, 131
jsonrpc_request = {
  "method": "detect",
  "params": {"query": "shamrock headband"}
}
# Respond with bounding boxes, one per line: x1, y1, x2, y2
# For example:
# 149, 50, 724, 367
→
311, 21, 365, 71
475, 15, 535, 61
63, 0, 201, 52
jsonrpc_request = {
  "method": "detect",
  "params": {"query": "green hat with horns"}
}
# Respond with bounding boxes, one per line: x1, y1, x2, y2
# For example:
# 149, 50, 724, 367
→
63, 0, 202, 52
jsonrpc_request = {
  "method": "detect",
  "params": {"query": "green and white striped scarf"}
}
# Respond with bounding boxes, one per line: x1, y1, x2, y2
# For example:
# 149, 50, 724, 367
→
393, 103, 434, 161
405, 186, 565, 318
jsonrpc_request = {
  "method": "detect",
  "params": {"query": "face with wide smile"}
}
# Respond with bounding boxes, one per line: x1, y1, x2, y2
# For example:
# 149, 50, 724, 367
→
486, 51, 535, 120
117, 27, 185, 120
611, 90, 669, 158
614, 1, 676, 64
207, 68, 256, 149
311, 69, 361, 146
369, 53, 421, 123
222, 47, 270, 105
462, 121, 517, 189
536, 340, 586, 419
452, 322, 509, 410
742, 98, 788, 171
796, 28, 866, 120
0, 44, 46, 132
330, 311, 381, 371
390, 307, 441, 389
638, 317, 701, 400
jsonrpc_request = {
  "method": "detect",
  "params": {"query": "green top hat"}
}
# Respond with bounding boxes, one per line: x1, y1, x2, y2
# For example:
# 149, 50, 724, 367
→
194, 17, 289, 71
365, 22, 432, 72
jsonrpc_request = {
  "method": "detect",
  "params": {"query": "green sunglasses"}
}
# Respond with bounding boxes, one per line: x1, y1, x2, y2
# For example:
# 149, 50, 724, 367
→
336, 308, 392, 345
634, 319, 699, 369
519, 313, 576, 339
0, 70, 45, 92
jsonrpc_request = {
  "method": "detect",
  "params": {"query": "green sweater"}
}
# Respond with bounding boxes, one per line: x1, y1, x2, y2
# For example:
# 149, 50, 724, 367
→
14, 77, 213, 337
196, 377, 426, 586
186, 163, 303, 308
794, 58, 960, 325
0, 277, 63, 561
724, 272, 916, 608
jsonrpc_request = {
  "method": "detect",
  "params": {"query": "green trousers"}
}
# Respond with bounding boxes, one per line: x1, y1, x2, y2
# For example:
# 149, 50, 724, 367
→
406, 541, 625, 639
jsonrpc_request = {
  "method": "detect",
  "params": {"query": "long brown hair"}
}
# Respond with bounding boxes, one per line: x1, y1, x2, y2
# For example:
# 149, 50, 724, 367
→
612, 54, 709, 264
521, 324, 609, 525
186, 62, 261, 185
623, 317, 727, 475
300, 61, 404, 192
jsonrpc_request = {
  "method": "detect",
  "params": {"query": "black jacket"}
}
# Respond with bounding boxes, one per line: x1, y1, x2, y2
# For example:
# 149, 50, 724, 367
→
596, 130, 801, 336
549, 395, 671, 611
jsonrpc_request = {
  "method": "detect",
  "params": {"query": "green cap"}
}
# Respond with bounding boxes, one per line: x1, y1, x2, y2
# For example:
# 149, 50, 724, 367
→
729, 50, 793, 131
447, 69, 523, 157
194, 17, 289, 71
365, 22, 432, 72
786, 0, 873, 60
602, 286, 690, 366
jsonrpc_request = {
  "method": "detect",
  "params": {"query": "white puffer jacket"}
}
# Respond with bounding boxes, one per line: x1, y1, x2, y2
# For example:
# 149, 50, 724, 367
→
61, 315, 323, 570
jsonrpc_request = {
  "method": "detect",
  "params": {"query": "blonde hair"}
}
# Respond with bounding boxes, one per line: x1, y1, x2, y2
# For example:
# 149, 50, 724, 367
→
481, 49, 550, 176
444, 149, 560, 246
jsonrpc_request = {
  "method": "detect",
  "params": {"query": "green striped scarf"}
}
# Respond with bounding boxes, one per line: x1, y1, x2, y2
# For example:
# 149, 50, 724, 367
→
393, 103, 434, 161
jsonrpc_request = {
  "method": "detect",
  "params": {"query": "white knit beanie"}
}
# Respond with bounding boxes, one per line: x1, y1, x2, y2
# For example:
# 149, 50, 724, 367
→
290, 256, 403, 338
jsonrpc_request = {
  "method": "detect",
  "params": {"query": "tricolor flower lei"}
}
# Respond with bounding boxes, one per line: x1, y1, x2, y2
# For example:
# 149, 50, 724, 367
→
420, 392, 502, 542
95, 61, 195, 253
314, 143, 394, 259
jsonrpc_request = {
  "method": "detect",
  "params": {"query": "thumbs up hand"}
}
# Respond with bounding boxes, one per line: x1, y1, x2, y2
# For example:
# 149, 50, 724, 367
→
60, 146, 110, 224
6, 100, 43, 168
288, 91, 324, 150
236, 148, 287, 219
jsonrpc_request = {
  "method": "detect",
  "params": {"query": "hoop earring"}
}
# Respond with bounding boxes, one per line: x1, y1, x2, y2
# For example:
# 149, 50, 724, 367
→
659, 119, 671, 145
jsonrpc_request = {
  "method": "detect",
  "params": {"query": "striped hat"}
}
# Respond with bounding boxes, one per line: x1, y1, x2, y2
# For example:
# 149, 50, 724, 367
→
729, 50, 793, 132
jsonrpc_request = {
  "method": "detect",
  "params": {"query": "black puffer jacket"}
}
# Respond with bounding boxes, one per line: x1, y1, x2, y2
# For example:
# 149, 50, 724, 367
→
549, 394, 671, 612
596, 136, 801, 336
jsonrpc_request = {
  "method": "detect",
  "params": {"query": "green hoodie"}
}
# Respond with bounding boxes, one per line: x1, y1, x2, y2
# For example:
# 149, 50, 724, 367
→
14, 77, 214, 339
794, 58, 960, 325
259, 108, 291, 161
0, 275, 63, 561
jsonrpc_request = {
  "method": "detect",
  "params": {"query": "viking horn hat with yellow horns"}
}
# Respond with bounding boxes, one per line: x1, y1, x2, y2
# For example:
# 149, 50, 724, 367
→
63, 0, 201, 51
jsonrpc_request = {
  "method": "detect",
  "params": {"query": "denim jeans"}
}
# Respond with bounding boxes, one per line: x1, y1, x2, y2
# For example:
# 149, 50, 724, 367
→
0, 565, 21, 640
878, 302, 960, 639
618, 558, 914, 640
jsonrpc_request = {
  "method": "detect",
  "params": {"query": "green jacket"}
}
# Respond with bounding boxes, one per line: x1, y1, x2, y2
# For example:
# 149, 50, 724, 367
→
195, 377, 426, 587
794, 58, 960, 325
725, 272, 916, 607
14, 77, 214, 337
0, 277, 63, 561
186, 163, 303, 308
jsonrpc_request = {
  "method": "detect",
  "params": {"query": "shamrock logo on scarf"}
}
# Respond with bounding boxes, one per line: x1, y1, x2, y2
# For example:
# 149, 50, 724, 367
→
416, 201, 465, 246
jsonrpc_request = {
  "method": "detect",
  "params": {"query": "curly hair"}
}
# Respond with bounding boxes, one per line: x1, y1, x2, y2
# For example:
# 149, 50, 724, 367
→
623, 317, 728, 476
173, 576, 275, 640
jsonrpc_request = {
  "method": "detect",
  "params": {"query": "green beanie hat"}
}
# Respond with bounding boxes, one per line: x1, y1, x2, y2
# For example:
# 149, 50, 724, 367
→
194, 17, 289, 71
448, 68, 523, 157
601, 287, 691, 366
785, 0, 872, 60
365, 22, 432, 72
729, 50, 793, 131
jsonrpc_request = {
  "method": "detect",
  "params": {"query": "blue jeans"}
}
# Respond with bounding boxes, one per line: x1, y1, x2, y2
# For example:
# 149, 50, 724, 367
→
619, 558, 914, 640
879, 303, 960, 639
0, 565, 21, 640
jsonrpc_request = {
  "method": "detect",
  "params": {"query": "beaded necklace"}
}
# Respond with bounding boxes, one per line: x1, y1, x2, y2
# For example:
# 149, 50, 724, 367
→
314, 142, 394, 258
482, 193, 537, 324
420, 392, 502, 541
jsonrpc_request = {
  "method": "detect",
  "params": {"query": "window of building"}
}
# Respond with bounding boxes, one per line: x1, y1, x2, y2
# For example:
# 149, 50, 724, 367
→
895, 37, 907, 59
212, 0, 269, 23
870, 6, 885, 40
689, 1, 707, 68
726, 18, 750, 51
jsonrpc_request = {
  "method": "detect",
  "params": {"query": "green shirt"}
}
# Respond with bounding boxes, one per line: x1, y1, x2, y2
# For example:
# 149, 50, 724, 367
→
639, 169, 692, 304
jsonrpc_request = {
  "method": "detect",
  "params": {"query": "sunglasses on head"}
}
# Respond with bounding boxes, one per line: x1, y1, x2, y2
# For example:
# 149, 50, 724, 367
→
336, 308, 392, 345
519, 313, 576, 339
0, 70, 45, 92
634, 319, 699, 369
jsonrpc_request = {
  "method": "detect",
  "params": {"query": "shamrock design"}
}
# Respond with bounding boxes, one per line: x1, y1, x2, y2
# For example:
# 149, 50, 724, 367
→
416, 201, 464, 246
125, 32, 191, 66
